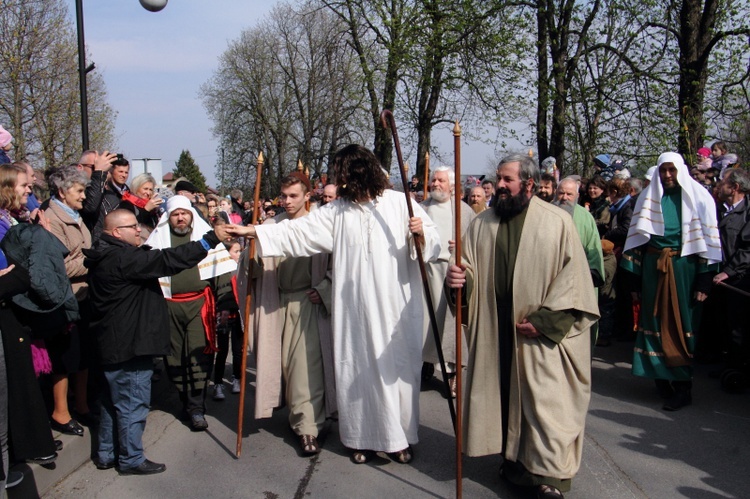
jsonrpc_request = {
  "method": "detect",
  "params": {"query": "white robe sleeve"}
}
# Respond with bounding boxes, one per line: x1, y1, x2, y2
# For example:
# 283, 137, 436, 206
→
255, 204, 335, 258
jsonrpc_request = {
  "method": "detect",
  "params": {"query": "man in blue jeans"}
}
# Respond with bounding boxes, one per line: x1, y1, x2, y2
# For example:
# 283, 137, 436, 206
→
84, 210, 230, 474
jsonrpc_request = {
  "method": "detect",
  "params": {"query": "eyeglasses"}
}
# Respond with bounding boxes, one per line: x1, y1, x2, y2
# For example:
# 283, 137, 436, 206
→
79, 163, 94, 169
116, 223, 141, 231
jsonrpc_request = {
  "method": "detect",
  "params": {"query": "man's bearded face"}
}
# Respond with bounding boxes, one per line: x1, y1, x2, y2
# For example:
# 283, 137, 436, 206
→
169, 208, 193, 236
493, 161, 531, 222
430, 171, 452, 203
537, 180, 555, 202
493, 187, 531, 222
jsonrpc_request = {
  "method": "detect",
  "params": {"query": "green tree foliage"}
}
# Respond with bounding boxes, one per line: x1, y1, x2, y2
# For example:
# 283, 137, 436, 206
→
173, 150, 208, 193
0, 0, 116, 170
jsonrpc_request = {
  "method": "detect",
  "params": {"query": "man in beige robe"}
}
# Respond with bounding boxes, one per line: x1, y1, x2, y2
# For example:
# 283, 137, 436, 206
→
419, 166, 475, 396
448, 153, 599, 498
244, 173, 334, 455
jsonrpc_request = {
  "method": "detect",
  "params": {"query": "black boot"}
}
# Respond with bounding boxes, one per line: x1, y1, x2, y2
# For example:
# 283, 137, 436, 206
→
663, 380, 692, 411
654, 379, 675, 399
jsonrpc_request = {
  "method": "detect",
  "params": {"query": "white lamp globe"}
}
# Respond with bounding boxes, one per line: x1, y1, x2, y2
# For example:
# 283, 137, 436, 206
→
139, 0, 168, 12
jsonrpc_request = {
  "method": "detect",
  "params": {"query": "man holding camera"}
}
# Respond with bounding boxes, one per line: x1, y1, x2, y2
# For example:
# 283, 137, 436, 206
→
91, 154, 131, 242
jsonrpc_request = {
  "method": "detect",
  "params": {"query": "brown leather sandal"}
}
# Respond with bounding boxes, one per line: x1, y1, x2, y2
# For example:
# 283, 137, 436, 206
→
536, 484, 564, 498
387, 446, 413, 464
299, 434, 320, 455
351, 449, 374, 464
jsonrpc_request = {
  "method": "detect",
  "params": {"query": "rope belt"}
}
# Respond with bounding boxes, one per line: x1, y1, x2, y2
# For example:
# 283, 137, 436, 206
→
648, 246, 690, 367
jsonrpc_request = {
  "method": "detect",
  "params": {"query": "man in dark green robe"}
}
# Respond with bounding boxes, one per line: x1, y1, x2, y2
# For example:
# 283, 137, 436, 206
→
622, 152, 721, 411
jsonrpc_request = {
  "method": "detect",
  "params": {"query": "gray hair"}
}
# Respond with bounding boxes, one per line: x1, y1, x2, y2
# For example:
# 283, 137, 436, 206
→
130, 173, 156, 196
629, 178, 643, 196
497, 153, 540, 194
432, 166, 455, 186
47, 165, 89, 194
724, 168, 750, 194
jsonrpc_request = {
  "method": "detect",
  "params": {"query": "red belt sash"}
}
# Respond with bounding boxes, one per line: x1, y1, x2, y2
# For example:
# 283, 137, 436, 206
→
168, 287, 218, 354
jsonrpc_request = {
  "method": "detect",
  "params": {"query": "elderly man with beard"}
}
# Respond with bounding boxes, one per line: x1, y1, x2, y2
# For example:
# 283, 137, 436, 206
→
623, 152, 720, 410
447, 153, 599, 499
145, 196, 236, 430
555, 178, 605, 289
468, 186, 487, 214
419, 166, 475, 395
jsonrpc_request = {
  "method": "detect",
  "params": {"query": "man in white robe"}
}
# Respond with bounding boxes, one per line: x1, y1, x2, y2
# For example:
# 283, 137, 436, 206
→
419, 166, 475, 396
448, 154, 599, 498
227, 144, 440, 464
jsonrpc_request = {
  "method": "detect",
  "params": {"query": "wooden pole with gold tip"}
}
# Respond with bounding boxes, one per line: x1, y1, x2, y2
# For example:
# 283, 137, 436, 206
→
453, 121, 463, 499
236, 151, 264, 457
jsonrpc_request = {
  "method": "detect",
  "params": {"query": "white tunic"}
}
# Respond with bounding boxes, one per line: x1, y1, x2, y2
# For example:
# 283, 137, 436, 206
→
255, 190, 440, 452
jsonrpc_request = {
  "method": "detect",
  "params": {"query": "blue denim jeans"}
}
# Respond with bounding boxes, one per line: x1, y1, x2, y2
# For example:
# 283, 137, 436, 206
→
98, 356, 153, 469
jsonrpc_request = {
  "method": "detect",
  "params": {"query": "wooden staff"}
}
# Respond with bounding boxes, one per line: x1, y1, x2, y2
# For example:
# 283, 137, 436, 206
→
423, 151, 430, 201
380, 109, 457, 429
237, 151, 264, 457
453, 121, 463, 498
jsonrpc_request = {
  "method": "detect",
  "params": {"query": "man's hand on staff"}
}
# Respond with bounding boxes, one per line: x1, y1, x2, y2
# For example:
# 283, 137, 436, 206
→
446, 264, 466, 288
409, 216, 425, 247
225, 224, 256, 239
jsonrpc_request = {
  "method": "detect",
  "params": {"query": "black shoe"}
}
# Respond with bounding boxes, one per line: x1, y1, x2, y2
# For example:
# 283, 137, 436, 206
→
654, 379, 675, 399
55, 439, 63, 452
421, 362, 435, 382
5, 470, 23, 489
118, 459, 166, 475
50, 418, 84, 436
663, 381, 692, 411
190, 413, 208, 431
27, 452, 58, 465
93, 459, 116, 470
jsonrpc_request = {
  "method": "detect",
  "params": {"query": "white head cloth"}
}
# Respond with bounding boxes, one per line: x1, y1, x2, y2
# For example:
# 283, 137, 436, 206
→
145, 195, 237, 298
645, 165, 657, 181
624, 152, 721, 264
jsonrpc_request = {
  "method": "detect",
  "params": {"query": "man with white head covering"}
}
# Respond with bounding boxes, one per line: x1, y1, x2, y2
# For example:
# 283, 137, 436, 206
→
419, 166, 475, 395
145, 195, 236, 430
622, 152, 721, 411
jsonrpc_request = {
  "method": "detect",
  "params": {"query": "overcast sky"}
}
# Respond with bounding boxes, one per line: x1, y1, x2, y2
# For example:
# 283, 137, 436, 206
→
67, 0, 513, 188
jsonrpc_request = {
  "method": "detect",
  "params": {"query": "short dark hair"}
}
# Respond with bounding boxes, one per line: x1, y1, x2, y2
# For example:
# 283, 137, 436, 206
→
540, 173, 557, 190
589, 175, 608, 191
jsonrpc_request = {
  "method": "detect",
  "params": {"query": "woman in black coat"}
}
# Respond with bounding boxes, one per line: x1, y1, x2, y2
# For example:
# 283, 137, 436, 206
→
0, 264, 57, 466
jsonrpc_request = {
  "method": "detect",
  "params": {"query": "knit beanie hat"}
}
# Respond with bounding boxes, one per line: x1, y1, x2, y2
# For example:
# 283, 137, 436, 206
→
0, 126, 13, 148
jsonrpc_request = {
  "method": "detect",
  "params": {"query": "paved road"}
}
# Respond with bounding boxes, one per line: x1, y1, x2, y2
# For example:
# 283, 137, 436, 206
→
48, 341, 749, 498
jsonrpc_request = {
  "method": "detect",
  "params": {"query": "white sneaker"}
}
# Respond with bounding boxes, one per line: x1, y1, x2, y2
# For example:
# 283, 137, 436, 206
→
213, 384, 226, 401
232, 377, 241, 394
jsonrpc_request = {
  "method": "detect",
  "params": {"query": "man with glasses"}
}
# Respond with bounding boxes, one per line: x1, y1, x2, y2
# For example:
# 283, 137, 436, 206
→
84, 209, 231, 475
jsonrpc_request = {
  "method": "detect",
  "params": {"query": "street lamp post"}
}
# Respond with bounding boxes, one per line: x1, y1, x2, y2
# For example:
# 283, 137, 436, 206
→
75, 0, 168, 151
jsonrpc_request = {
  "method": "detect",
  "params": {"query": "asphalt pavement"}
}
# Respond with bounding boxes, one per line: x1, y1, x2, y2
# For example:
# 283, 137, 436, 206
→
46, 340, 749, 498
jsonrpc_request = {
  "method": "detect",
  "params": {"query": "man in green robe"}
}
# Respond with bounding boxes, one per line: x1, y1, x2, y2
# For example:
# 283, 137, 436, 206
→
622, 152, 721, 411
447, 154, 599, 499
555, 177, 604, 348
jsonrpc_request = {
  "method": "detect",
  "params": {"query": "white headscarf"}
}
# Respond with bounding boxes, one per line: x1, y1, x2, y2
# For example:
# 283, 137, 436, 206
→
624, 152, 721, 264
145, 195, 237, 298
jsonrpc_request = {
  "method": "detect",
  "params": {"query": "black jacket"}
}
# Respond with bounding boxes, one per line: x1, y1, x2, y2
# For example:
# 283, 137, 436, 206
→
81, 170, 107, 233
719, 196, 750, 286
83, 231, 219, 365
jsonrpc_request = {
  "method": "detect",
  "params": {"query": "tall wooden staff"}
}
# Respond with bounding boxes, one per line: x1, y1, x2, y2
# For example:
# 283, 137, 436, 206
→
236, 151, 264, 457
423, 152, 430, 201
380, 109, 456, 428
453, 121, 463, 498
